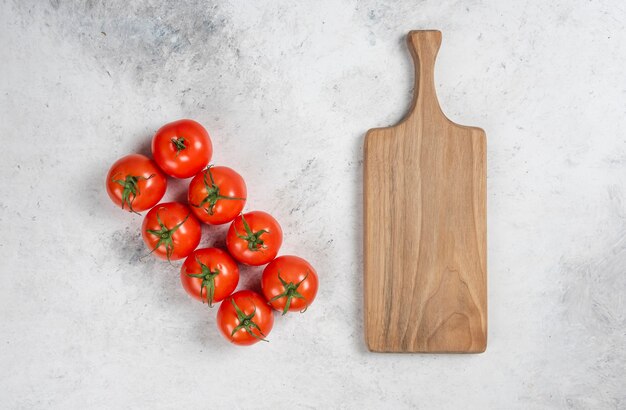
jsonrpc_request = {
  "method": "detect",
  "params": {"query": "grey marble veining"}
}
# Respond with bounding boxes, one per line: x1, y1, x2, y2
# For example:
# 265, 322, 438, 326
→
1, 0, 625, 408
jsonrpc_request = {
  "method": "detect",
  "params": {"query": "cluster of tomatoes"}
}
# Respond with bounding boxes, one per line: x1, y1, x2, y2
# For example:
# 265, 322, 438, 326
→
105, 119, 318, 346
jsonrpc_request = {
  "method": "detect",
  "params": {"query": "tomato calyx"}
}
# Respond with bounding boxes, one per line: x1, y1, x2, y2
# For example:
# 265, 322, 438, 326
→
111, 173, 155, 214
186, 257, 220, 307
192, 166, 246, 216
230, 298, 268, 342
171, 137, 187, 157
146, 209, 190, 262
269, 271, 309, 315
234, 214, 268, 251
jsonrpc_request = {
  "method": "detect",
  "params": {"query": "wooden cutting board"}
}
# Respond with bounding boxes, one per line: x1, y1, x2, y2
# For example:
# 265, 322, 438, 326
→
363, 30, 487, 353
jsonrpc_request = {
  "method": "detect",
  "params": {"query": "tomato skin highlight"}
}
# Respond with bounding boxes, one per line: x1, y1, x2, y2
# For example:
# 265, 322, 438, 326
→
188, 166, 247, 225
105, 154, 167, 213
180, 248, 239, 306
262, 255, 319, 314
217, 290, 274, 346
226, 211, 283, 266
141, 202, 202, 261
151, 119, 213, 179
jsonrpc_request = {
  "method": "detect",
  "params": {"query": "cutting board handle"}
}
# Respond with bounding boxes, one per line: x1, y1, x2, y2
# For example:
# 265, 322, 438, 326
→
406, 30, 443, 122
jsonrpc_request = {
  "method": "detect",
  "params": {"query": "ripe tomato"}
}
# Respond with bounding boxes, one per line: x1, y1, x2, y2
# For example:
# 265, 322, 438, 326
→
188, 166, 247, 225
141, 202, 201, 261
226, 211, 283, 266
105, 154, 167, 213
180, 248, 239, 307
151, 119, 212, 179
261, 256, 319, 315
216, 290, 274, 345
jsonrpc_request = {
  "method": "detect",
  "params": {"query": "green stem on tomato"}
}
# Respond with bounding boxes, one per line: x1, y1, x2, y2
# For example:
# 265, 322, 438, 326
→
145, 209, 190, 262
111, 173, 155, 214
171, 137, 186, 157
233, 214, 268, 251
186, 257, 220, 307
230, 298, 268, 342
190, 165, 246, 216
268, 271, 309, 315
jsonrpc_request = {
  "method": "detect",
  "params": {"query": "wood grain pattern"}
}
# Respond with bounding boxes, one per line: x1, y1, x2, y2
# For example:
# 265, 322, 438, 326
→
363, 30, 487, 353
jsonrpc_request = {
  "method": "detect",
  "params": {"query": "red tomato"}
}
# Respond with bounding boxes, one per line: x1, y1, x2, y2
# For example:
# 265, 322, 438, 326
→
141, 202, 201, 261
151, 119, 212, 178
226, 211, 283, 266
262, 256, 319, 315
216, 290, 274, 345
105, 154, 167, 213
188, 166, 247, 225
180, 248, 239, 307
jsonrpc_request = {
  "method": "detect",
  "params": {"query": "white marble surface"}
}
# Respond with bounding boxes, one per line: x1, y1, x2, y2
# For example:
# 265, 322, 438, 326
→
1, 0, 625, 408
